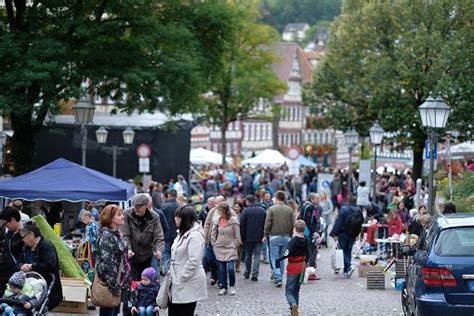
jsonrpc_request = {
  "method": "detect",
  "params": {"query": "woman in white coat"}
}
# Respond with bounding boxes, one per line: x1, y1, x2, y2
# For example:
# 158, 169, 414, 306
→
169, 205, 207, 315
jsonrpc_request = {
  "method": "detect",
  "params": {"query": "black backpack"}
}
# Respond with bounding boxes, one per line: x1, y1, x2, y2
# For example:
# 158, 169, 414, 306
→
343, 206, 364, 238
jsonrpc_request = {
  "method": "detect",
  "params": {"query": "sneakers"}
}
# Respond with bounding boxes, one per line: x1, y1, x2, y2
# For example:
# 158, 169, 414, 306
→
334, 269, 340, 274
218, 288, 227, 296
228, 287, 236, 296
244, 273, 250, 279
210, 278, 217, 286
251, 276, 258, 282
275, 281, 282, 287
344, 267, 355, 278
291, 304, 299, 316
308, 274, 321, 281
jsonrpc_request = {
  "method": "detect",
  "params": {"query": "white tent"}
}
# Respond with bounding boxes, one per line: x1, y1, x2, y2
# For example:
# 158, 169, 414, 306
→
190, 148, 231, 165
376, 165, 396, 175
242, 149, 287, 166
285, 155, 317, 167
446, 141, 474, 159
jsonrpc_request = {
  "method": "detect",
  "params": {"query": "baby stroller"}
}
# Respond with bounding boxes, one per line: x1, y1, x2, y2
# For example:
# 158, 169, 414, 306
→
0, 271, 54, 316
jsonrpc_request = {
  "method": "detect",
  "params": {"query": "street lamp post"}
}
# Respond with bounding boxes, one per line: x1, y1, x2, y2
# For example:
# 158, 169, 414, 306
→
419, 93, 451, 215
96, 126, 135, 178
72, 98, 96, 166
0, 131, 7, 176
344, 128, 359, 199
369, 121, 384, 202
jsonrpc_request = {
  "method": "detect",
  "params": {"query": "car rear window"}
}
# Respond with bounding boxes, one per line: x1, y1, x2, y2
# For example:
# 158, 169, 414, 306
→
435, 227, 474, 256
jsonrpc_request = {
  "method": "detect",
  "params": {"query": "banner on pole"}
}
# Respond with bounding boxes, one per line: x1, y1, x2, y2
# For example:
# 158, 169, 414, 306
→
317, 173, 334, 196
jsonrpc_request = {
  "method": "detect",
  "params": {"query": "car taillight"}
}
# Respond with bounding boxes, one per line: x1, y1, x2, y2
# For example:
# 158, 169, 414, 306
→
422, 267, 457, 287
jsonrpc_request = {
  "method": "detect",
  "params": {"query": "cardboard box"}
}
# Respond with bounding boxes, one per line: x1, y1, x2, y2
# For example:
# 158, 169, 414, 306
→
52, 278, 88, 314
358, 265, 383, 277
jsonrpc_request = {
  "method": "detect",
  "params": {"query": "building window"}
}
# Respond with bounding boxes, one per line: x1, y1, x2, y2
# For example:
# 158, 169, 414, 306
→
278, 134, 282, 146
232, 142, 238, 154
288, 81, 302, 96
213, 143, 219, 153
325, 132, 329, 144
226, 143, 231, 155
320, 133, 323, 144
266, 124, 271, 140
250, 124, 255, 141
244, 124, 249, 140
260, 124, 264, 140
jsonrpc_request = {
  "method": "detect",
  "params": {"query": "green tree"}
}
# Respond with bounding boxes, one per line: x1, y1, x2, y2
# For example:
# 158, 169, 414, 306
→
204, 0, 285, 164
0, 0, 235, 174
305, 0, 474, 180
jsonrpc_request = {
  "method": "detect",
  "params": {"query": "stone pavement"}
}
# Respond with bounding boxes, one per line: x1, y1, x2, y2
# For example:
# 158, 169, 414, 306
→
54, 242, 402, 316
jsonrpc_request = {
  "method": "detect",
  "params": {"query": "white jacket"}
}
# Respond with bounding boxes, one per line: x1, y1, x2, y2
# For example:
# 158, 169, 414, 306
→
170, 221, 207, 304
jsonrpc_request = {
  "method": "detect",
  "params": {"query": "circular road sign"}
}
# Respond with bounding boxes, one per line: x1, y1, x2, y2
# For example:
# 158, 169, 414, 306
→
287, 147, 301, 161
136, 143, 151, 158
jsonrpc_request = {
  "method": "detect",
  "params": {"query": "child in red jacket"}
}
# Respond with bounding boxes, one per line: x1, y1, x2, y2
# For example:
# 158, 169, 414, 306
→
387, 209, 403, 237
275, 220, 309, 316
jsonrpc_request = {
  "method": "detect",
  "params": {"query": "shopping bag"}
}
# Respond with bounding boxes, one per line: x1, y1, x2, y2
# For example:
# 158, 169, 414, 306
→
331, 243, 344, 270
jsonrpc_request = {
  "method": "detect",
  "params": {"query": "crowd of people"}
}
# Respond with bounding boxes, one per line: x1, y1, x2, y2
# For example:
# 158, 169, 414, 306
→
1, 162, 453, 316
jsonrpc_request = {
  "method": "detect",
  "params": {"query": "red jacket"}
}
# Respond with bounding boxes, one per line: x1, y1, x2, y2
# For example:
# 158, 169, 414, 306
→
388, 217, 403, 236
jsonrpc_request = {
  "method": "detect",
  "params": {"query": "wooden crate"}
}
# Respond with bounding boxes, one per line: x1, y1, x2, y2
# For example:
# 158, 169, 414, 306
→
367, 271, 385, 290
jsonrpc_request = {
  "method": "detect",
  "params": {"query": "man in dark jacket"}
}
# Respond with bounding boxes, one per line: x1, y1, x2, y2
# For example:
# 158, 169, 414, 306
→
240, 195, 266, 281
17, 221, 62, 310
299, 193, 323, 271
365, 202, 383, 221
0, 207, 24, 297
160, 189, 179, 273
330, 196, 362, 278
121, 194, 164, 279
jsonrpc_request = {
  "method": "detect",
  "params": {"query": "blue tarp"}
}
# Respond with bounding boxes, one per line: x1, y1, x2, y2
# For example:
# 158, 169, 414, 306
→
0, 158, 135, 202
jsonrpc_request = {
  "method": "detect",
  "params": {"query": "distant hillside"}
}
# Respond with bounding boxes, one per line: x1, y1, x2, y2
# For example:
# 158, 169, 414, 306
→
261, 0, 343, 32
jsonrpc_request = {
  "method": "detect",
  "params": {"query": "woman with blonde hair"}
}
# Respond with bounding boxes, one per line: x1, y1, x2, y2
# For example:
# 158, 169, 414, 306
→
319, 191, 333, 247
211, 203, 241, 296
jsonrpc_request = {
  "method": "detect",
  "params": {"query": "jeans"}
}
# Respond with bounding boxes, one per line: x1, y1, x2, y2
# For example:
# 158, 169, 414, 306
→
218, 260, 235, 289
99, 306, 120, 316
138, 305, 155, 316
162, 240, 173, 273
338, 233, 355, 273
244, 242, 262, 277
151, 256, 160, 276
270, 236, 290, 282
205, 244, 219, 281
308, 238, 317, 267
285, 274, 302, 306
261, 242, 268, 261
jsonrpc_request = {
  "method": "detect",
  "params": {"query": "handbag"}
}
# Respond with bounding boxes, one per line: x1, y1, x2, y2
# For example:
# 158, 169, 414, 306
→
90, 274, 121, 308
156, 271, 172, 309
330, 242, 344, 270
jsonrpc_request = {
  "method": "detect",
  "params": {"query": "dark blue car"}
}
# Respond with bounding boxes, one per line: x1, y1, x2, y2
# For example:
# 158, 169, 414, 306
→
401, 214, 474, 316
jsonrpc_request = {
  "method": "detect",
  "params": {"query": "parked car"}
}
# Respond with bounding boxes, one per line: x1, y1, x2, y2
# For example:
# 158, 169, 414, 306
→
401, 214, 474, 316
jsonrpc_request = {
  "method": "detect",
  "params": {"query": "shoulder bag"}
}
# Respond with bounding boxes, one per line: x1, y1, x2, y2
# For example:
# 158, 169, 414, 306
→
91, 234, 122, 308
156, 270, 171, 309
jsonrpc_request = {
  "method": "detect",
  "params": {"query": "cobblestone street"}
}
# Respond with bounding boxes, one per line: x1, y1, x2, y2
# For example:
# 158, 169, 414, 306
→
52, 242, 402, 316
190, 245, 401, 316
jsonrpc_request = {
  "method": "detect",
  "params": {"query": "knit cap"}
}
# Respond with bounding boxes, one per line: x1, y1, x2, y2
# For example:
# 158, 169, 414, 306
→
141, 267, 156, 282
9, 271, 26, 289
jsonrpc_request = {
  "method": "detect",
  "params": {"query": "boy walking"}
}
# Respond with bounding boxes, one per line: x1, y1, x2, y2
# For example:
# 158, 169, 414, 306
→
275, 220, 309, 316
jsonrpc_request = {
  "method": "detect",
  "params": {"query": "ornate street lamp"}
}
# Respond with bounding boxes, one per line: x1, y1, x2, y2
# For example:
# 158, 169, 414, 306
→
72, 98, 95, 166
344, 128, 359, 198
419, 93, 450, 215
96, 126, 135, 177
369, 121, 384, 201
122, 127, 135, 145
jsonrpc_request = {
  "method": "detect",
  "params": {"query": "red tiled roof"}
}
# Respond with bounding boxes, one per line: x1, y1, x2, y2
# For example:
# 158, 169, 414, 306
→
271, 42, 313, 83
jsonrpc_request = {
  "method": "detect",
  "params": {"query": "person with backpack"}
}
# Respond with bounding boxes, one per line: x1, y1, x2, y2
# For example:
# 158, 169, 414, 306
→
329, 196, 363, 278
298, 193, 322, 280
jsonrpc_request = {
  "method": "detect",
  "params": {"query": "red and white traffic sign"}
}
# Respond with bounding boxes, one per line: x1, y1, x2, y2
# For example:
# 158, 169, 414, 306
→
287, 146, 301, 161
136, 143, 151, 158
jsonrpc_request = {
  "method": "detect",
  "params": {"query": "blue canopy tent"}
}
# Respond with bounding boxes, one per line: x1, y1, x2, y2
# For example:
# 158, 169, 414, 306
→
0, 158, 135, 202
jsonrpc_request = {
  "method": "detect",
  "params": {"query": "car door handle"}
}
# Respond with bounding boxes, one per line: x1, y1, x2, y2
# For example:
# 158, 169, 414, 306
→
462, 274, 474, 280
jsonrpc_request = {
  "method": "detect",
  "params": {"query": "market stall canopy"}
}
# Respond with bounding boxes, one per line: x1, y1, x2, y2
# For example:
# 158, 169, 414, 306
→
286, 155, 317, 167
443, 141, 474, 159
0, 158, 135, 202
242, 149, 287, 166
190, 148, 231, 165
